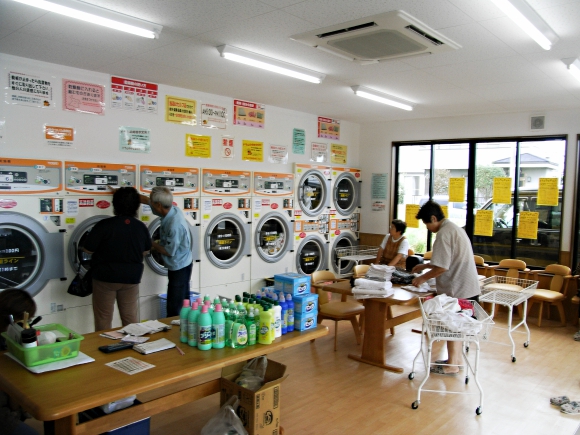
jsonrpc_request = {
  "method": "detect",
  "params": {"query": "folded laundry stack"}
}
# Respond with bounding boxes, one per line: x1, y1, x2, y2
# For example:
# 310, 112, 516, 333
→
352, 264, 395, 299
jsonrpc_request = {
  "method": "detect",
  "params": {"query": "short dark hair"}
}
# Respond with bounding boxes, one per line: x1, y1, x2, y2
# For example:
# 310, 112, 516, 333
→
0, 288, 37, 333
112, 187, 141, 217
391, 219, 407, 234
416, 200, 445, 223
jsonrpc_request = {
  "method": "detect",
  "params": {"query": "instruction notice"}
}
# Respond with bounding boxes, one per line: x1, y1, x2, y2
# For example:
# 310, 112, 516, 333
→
371, 173, 387, 199
331, 143, 347, 164
448, 178, 465, 202
517, 211, 539, 239
111, 76, 158, 114
474, 210, 493, 237
8, 71, 54, 108
186, 134, 211, 158
119, 127, 150, 153
293, 128, 305, 154
405, 204, 420, 228
492, 177, 512, 204
537, 178, 559, 206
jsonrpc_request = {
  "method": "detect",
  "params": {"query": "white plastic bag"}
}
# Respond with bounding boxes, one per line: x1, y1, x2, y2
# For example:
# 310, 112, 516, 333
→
201, 396, 248, 435
235, 356, 267, 391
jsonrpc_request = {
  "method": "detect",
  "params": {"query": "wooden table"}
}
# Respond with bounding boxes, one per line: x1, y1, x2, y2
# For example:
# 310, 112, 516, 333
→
0, 322, 328, 435
312, 280, 428, 373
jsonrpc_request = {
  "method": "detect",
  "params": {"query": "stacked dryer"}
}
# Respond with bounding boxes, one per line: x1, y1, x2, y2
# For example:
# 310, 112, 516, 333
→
0, 158, 66, 321
293, 164, 331, 275
200, 169, 252, 299
251, 172, 295, 292
329, 167, 362, 276
138, 165, 201, 320
64, 161, 137, 333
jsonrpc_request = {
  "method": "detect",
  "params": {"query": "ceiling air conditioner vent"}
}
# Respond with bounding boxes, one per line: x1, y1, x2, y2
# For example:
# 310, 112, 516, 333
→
291, 10, 461, 64
317, 21, 377, 39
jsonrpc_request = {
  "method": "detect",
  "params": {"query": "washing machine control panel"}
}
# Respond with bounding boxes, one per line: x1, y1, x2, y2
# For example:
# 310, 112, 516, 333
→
65, 161, 136, 194
139, 166, 199, 195
202, 169, 250, 196
252, 172, 294, 196
0, 158, 62, 193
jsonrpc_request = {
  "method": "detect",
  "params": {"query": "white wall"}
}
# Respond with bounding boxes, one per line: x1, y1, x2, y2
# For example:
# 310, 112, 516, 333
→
0, 53, 361, 332
359, 110, 579, 253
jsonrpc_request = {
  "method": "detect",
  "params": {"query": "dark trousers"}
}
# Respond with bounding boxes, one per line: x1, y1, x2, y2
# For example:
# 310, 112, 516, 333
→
166, 262, 193, 317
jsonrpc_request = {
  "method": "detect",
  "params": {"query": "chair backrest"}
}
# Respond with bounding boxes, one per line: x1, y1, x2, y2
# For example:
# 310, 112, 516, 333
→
408, 248, 415, 256
498, 259, 527, 278
423, 251, 432, 260
474, 255, 486, 266
311, 270, 338, 305
353, 264, 370, 279
542, 264, 571, 292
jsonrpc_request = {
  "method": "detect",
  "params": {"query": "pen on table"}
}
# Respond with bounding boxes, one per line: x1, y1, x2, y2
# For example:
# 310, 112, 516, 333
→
176, 345, 185, 356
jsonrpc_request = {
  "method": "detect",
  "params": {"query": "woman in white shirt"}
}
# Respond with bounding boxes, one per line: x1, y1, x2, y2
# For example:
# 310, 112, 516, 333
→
375, 219, 409, 268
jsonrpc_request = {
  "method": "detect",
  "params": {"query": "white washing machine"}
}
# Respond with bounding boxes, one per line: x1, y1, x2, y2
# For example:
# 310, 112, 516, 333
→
329, 167, 362, 276
250, 171, 295, 293
293, 215, 329, 275
63, 161, 137, 333
138, 165, 201, 320
200, 169, 252, 299
294, 163, 331, 220
0, 158, 66, 321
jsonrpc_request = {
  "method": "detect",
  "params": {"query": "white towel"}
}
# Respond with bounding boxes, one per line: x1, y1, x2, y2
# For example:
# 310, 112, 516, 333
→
352, 287, 392, 295
422, 294, 460, 316
354, 278, 393, 290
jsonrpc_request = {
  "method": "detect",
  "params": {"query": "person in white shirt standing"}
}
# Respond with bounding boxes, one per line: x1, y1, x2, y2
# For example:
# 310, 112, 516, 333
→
375, 219, 409, 268
411, 200, 480, 375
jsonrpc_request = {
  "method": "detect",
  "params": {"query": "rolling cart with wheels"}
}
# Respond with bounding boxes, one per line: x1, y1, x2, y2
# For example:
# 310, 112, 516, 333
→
409, 297, 494, 415
334, 245, 379, 277
478, 276, 538, 362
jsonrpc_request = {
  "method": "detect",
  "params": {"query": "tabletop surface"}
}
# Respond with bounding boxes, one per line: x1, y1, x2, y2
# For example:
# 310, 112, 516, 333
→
0, 321, 328, 421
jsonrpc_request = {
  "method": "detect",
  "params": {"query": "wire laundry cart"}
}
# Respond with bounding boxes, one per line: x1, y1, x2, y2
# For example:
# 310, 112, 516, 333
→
409, 297, 494, 415
478, 276, 538, 362
333, 245, 379, 277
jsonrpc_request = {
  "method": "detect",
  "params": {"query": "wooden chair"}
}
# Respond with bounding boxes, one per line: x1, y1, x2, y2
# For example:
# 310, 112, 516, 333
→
311, 270, 364, 351
474, 255, 488, 280
527, 265, 572, 327
423, 251, 432, 261
353, 264, 370, 279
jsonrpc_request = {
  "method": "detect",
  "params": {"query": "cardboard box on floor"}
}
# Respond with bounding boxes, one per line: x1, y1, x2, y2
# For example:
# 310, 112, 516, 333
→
220, 359, 288, 435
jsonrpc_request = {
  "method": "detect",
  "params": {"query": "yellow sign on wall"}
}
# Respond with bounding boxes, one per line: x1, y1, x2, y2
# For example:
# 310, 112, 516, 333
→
448, 178, 465, 202
331, 143, 347, 164
185, 134, 211, 158
474, 210, 493, 237
242, 140, 263, 162
517, 211, 539, 239
537, 178, 559, 206
166, 95, 196, 125
492, 177, 512, 204
405, 204, 420, 228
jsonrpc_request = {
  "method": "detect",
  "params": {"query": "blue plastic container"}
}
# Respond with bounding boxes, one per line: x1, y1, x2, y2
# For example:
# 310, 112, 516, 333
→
159, 291, 200, 319
293, 293, 318, 315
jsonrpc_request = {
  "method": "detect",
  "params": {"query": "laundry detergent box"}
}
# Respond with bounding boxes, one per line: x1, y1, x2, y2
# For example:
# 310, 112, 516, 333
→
273, 272, 311, 296
220, 358, 288, 435
294, 310, 318, 331
293, 293, 318, 315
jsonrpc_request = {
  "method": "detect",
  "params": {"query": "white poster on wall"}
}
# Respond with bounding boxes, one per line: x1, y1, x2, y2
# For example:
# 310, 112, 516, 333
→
7, 71, 54, 108
310, 142, 328, 163
201, 103, 227, 129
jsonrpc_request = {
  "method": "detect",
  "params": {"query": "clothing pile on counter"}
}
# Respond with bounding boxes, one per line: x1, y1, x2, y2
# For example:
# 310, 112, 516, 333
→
352, 264, 395, 299
422, 294, 482, 335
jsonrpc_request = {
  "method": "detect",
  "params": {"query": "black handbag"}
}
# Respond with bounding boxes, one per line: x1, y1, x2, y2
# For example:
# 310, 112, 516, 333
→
67, 264, 93, 297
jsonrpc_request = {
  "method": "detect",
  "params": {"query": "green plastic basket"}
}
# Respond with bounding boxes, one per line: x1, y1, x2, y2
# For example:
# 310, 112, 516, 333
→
2, 323, 84, 367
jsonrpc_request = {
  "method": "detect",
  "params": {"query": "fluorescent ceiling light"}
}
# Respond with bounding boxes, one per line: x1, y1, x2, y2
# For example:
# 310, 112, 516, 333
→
351, 86, 414, 111
11, 0, 162, 39
490, 0, 558, 50
564, 58, 580, 82
217, 45, 325, 84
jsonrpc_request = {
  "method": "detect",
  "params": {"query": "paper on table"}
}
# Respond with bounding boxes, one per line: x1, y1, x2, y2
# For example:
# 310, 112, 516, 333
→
119, 320, 170, 336
106, 357, 155, 375
5, 351, 95, 373
132, 338, 176, 355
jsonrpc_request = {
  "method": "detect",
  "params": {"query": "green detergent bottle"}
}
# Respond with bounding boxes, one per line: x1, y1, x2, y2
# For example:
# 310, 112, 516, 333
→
246, 308, 256, 346
187, 301, 200, 347
197, 305, 212, 350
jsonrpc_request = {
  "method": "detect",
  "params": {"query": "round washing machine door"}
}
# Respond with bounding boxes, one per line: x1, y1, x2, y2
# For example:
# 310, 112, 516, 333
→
67, 215, 109, 274
254, 212, 292, 263
145, 218, 199, 276
205, 213, 249, 269
330, 233, 358, 275
333, 172, 360, 216
0, 212, 64, 297
295, 235, 328, 275
298, 169, 329, 217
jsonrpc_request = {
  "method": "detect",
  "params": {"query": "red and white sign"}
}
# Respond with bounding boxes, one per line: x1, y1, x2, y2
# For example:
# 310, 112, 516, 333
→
63, 79, 105, 115
96, 200, 111, 209
223, 202, 232, 210
271, 203, 278, 209
0, 199, 17, 209
212, 199, 223, 206
111, 76, 158, 114
78, 198, 94, 207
